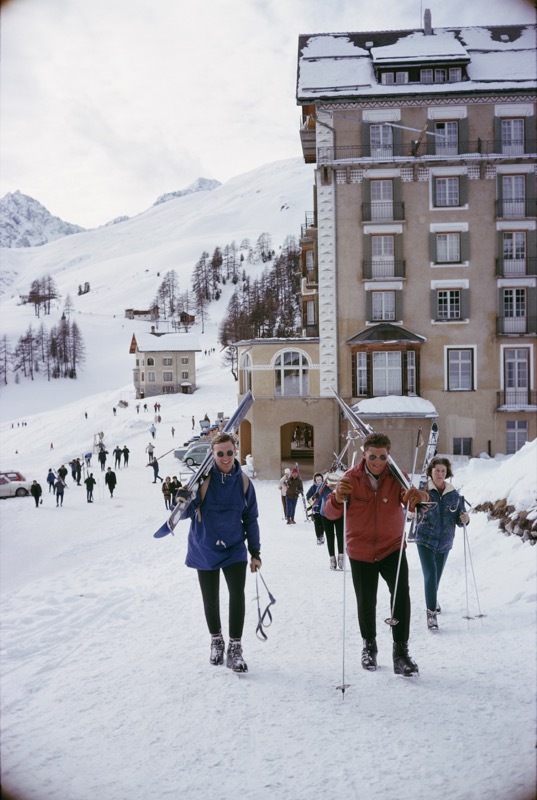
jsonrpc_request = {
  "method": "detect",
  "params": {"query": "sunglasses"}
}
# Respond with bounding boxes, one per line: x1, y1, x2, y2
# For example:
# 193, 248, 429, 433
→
215, 450, 234, 458
367, 454, 388, 462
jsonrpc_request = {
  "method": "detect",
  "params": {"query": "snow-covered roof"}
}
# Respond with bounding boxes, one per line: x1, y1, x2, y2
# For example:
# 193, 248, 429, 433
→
297, 24, 536, 100
354, 395, 438, 418
133, 333, 201, 353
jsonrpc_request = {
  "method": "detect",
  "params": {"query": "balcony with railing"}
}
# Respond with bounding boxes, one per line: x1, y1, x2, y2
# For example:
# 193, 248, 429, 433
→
496, 199, 537, 219
496, 256, 537, 278
300, 211, 316, 241
362, 260, 406, 280
496, 389, 537, 409
496, 316, 537, 335
362, 201, 405, 222
316, 139, 537, 165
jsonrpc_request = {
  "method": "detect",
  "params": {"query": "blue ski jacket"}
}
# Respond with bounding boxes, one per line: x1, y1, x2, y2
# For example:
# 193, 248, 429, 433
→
414, 480, 466, 554
183, 460, 260, 571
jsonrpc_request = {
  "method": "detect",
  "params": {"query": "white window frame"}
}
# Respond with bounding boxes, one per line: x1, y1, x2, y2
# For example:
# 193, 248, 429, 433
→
371, 290, 396, 321
147, 371, 156, 382
506, 420, 528, 454
446, 347, 475, 391
163, 371, 173, 383
436, 232, 461, 263
435, 176, 460, 207
273, 349, 310, 397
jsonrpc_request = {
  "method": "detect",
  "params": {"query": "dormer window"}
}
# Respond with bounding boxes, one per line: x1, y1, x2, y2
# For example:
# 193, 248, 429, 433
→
421, 68, 433, 83
434, 68, 447, 83
449, 67, 462, 82
381, 71, 408, 85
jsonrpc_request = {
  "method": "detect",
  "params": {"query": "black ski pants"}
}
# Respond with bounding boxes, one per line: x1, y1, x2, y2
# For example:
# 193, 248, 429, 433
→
321, 515, 344, 557
348, 549, 411, 644
197, 561, 247, 640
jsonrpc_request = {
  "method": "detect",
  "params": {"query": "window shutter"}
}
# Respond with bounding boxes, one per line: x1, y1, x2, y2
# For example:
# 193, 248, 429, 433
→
527, 231, 536, 273
366, 352, 373, 396
362, 122, 371, 157
395, 290, 403, 321
458, 117, 468, 153
394, 234, 404, 276
497, 287, 504, 316
459, 175, 468, 206
494, 117, 502, 152
392, 124, 403, 156
366, 292, 373, 321
497, 175, 503, 204
524, 116, 535, 154
527, 287, 537, 333
526, 173, 536, 216
460, 289, 470, 320
363, 235, 372, 273
429, 232, 437, 263
362, 180, 371, 222
427, 120, 435, 155
460, 231, 470, 262
393, 178, 403, 219
432, 176, 438, 207
430, 289, 438, 320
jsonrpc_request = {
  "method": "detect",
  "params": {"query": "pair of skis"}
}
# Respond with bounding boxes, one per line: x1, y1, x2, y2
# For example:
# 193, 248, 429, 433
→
153, 391, 255, 538
407, 422, 439, 541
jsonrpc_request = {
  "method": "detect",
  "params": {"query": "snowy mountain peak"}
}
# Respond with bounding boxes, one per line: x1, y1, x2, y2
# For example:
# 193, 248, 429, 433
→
0, 190, 86, 248
153, 177, 221, 206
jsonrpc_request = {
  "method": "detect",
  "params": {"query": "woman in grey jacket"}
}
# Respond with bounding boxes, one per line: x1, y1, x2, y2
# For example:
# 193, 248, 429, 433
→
415, 457, 469, 630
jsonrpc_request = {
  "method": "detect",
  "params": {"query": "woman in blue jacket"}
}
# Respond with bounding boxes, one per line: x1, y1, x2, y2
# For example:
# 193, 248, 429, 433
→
181, 433, 261, 672
415, 457, 469, 630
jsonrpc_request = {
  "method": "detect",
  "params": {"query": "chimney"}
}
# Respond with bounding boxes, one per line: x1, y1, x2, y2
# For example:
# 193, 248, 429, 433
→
424, 8, 432, 35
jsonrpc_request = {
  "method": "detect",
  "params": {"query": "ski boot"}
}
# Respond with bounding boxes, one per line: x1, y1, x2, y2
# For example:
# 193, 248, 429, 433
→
337, 554, 344, 570
226, 639, 248, 673
329, 556, 337, 570
210, 632, 225, 665
393, 642, 419, 676
361, 639, 378, 671
427, 609, 439, 631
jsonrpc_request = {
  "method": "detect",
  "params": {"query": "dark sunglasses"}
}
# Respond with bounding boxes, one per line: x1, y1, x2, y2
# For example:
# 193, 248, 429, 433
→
367, 454, 388, 462
215, 449, 234, 458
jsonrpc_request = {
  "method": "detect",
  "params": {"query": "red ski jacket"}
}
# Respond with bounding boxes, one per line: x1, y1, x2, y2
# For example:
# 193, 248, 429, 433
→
323, 458, 406, 563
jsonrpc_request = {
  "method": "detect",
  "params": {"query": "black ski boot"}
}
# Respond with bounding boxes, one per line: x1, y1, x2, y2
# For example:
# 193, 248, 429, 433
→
361, 639, 378, 671
210, 633, 225, 665
226, 639, 248, 673
427, 609, 439, 631
393, 642, 419, 676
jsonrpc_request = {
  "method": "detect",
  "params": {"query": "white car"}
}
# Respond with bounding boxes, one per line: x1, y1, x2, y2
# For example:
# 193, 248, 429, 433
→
0, 475, 32, 498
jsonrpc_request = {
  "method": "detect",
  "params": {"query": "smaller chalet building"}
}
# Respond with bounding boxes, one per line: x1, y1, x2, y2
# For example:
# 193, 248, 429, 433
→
130, 332, 201, 398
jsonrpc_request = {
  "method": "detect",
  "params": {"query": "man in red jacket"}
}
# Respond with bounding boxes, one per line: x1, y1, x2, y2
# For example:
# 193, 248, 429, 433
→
324, 432, 428, 676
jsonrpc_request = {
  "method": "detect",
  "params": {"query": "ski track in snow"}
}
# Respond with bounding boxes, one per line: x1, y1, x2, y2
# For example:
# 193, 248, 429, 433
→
1, 466, 535, 800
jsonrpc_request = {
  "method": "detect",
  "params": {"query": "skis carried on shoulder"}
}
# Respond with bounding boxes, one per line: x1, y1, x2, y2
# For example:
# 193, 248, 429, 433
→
330, 388, 435, 509
153, 391, 255, 538
407, 422, 439, 542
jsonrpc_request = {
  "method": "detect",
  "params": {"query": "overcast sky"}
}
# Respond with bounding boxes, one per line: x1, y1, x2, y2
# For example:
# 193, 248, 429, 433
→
0, 0, 535, 228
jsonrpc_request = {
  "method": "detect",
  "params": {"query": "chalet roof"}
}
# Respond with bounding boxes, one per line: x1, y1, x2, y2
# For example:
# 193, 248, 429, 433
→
347, 324, 426, 344
132, 333, 201, 353
297, 24, 536, 101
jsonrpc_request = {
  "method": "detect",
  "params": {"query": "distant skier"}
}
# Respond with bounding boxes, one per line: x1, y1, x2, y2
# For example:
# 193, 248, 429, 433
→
150, 459, 163, 483
54, 476, 66, 507
105, 467, 117, 498
150, 424, 156, 439
46, 469, 56, 493
98, 449, 108, 472
30, 480, 42, 508
85, 473, 96, 503
113, 446, 122, 468
122, 446, 130, 467
146, 442, 155, 463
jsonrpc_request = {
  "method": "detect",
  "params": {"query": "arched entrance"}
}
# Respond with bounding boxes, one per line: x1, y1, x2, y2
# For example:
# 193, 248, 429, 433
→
280, 420, 314, 479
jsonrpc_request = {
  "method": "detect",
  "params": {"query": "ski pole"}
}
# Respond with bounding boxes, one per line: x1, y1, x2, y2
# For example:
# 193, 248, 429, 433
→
336, 495, 350, 697
462, 522, 485, 622
385, 427, 422, 627
255, 572, 276, 641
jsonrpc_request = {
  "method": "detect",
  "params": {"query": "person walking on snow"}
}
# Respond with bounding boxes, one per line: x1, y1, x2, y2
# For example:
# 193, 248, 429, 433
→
85, 473, 96, 503
150, 458, 163, 483
113, 446, 122, 468
122, 446, 130, 467
146, 443, 155, 463
319, 479, 345, 570
30, 480, 42, 508
414, 457, 469, 631
306, 473, 325, 545
54, 476, 66, 507
46, 469, 56, 493
324, 432, 428, 677
98, 449, 108, 472
149, 424, 156, 439
284, 467, 303, 524
105, 467, 117, 498
162, 477, 173, 509
178, 433, 261, 673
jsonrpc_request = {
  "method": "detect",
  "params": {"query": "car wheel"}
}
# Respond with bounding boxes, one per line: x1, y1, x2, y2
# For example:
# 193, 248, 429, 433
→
15, 488, 29, 497
185, 457, 194, 466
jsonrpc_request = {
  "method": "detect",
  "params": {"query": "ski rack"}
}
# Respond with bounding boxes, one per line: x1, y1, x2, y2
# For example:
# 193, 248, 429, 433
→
153, 391, 255, 538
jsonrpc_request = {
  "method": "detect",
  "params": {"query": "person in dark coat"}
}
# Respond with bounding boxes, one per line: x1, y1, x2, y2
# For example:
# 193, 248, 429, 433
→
54, 476, 66, 507
46, 469, 56, 493
30, 480, 42, 508
306, 473, 325, 545
284, 468, 303, 524
113, 446, 122, 468
75, 459, 82, 485
179, 433, 261, 673
150, 458, 163, 483
85, 473, 96, 503
414, 457, 469, 631
105, 467, 117, 498
122, 446, 130, 467
98, 449, 108, 472
162, 477, 173, 509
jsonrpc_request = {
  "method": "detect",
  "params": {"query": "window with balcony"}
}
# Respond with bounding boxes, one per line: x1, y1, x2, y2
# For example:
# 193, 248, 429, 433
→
499, 174, 526, 218
500, 231, 526, 276
447, 348, 474, 390
504, 347, 530, 405
501, 118, 525, 156
506, 420, 528, 454
501, 288, 527, 333
434, 121, 459, 156
367, 234, 395, 278
431, 288, 469, 321
274, 350, 309, 397
370, 179, 393, 220
370, 123, 393, 158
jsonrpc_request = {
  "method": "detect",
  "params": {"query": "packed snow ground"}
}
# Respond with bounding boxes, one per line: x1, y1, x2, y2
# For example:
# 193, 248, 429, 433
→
1, 351, 536, 800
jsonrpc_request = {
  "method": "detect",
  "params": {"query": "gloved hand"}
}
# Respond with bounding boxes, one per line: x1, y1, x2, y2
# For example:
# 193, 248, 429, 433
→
335, 477, 353, 504
174, 488, 194, 505
250, 557, 262, 573
459, 511, 470, 524
402, 487, 429, 512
